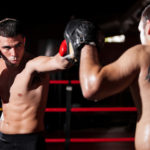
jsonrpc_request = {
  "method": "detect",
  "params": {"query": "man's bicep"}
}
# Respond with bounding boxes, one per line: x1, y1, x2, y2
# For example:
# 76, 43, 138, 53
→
96, 49, 139, 99
103, 58, 133, 81
105, 46, 140, 81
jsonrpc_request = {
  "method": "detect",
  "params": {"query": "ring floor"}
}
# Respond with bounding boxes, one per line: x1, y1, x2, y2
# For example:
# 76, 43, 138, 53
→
45, 125, 135, 150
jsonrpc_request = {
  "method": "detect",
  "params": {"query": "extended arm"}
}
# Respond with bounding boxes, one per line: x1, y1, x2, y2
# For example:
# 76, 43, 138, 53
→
79, 45, 141, 100
26, 53, 71, 73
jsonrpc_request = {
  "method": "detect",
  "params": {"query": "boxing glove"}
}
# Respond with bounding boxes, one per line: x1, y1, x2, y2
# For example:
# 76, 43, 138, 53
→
59, 38, 77, 63
63, 19, 99, 63
59, 39, 67, 56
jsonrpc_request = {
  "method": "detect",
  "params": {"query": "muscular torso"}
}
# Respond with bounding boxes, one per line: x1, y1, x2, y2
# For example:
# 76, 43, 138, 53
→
0, 55, 50, 134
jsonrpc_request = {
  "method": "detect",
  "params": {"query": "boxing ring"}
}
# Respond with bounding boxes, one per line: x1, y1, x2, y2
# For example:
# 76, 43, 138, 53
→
46, 80, 136, 150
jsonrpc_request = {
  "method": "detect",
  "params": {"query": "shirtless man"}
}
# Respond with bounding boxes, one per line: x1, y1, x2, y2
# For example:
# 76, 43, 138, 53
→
61, 4, 150, 150
0, 18, 71, 150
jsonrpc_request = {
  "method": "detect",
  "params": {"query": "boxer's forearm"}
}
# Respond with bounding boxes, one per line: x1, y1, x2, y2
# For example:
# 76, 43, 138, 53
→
79, 45, 102, 99
26, 53, 70, 73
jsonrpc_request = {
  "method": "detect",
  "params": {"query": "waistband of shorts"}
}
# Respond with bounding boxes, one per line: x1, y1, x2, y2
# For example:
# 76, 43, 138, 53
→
0, 131, 45, 141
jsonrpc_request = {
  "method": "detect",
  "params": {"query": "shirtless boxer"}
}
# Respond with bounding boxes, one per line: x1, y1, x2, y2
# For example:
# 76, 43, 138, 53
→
0, 18, 71, 150
62, 4, 150, 150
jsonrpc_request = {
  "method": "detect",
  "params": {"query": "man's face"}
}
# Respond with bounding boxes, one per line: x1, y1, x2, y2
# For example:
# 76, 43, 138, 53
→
0, 34, 25, 67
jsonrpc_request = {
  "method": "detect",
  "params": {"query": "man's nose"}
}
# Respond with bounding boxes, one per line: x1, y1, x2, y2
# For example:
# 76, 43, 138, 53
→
10, 48, 17, 56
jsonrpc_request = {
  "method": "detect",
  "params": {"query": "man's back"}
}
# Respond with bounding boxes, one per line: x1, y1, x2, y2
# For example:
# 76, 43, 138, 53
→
130, 46, 150, 149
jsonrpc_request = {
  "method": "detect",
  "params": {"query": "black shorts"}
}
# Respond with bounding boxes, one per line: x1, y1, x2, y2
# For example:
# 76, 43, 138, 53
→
0, 131, 46, 150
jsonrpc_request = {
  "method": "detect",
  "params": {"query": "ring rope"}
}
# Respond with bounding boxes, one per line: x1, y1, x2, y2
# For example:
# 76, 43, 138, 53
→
49, 80, 80, 84
45, 107, 137, 112
45, 137, 134, 143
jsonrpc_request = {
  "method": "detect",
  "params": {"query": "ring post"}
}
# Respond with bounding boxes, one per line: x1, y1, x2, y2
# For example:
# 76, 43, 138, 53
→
65, 85, 72, 150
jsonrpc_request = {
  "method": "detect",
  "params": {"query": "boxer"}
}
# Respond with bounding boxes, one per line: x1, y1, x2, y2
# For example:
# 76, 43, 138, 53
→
62, 5, 150, 150
0, 18, 71, 150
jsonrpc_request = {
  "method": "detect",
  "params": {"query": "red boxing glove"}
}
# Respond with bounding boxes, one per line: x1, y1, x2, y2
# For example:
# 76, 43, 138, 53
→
59, 39, 67, 56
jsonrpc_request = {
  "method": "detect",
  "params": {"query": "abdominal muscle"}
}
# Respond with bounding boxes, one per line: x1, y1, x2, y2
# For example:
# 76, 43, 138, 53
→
0, 101, 45, 134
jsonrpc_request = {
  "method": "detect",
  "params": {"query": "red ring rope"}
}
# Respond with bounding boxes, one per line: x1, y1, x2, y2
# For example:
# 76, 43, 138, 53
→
45, 137, 134, 143
49, 80, 80, 84
45, 108, 66, 112
49, 80, 69, 84
45, 107, 137, 112
70, 80, 80, 84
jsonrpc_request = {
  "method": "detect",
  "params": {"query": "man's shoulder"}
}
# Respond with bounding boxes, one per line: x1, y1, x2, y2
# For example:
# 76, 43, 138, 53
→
125, 44, 147, 56
131, 44, 150, 65
129, 44, 143, 50
131, 44, 150, 52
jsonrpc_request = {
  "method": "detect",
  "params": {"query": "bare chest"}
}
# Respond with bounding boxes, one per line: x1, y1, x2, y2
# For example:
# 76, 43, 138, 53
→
0, 70, 49, 104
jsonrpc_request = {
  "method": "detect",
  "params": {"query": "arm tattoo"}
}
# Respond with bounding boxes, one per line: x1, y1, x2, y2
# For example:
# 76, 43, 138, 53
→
146, 67, 150, 82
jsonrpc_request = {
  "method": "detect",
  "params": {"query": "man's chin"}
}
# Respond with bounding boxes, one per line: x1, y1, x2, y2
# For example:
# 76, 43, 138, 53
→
6, 61, 20, 67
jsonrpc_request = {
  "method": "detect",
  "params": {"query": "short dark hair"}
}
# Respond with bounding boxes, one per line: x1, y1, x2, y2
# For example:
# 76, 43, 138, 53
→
0, 18, 25, 37
141, 4, 150, 24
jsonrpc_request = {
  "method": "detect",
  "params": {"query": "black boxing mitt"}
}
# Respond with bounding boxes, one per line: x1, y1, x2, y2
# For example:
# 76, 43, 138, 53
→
63, 19, 99, 63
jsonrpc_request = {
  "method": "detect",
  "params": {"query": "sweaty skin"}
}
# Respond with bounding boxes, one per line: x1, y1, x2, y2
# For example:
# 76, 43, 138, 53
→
78, 14, 150, 150
79, 44, 150, 150
0, 35, 69, 134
